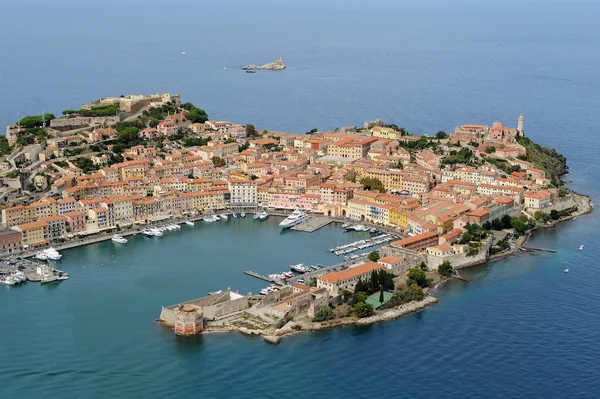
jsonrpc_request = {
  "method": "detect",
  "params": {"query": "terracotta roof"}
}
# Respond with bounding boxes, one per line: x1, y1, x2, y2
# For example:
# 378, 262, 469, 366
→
318, 262, 383, 284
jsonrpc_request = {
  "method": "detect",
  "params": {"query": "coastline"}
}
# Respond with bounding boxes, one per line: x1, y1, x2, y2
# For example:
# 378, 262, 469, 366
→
194, 296, 440, 344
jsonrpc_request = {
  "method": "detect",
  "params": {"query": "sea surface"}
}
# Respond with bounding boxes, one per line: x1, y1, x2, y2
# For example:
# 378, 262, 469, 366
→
1, 0, 600, 398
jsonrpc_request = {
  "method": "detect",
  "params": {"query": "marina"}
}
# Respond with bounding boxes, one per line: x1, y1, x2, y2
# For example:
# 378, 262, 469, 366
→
328, 233, 398, 256
0, 257, 68, 285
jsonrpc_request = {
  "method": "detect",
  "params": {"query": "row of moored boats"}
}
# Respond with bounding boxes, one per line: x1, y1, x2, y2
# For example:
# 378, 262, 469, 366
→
141, 223, 182, 237
0, 270, 27, 286
329, 233, 397, 256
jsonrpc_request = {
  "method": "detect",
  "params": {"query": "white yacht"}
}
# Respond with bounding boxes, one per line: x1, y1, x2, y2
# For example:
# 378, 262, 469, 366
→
185, 220, 195, 226
279, 209, 308, 229
1, 275, 18, 285
253, 213, 261, 220
141, 229, 154, 237
12, 271, 27, 283
172, 224, 181, 230
150, 228, 163, 237
35, 248, 62, 261
111, 235, 128, 244
290, 263, 311, 273
219, 214, 228, 220
240, 212, 246, 218
259, 212, 269, 220
35, 251, 48, 261
203, 215, 218, 223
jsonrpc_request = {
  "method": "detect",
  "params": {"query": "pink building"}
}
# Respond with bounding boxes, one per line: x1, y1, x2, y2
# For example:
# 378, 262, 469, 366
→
64, 211, 86, 233
267, 192, 320, 211
157, 120, 178, 137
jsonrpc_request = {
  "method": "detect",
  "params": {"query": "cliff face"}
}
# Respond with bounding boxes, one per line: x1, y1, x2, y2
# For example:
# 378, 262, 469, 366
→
242, 58, 287, 70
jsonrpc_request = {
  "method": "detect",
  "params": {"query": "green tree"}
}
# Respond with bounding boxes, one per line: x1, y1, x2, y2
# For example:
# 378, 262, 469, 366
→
459, 232, 472, 245
369, 271, 379, 293
354, 279, 367, 295
510, 216, 527, 233
360, 177, 386, 193
406, 268, 429, 288
419, 261, 429, 271
435, 131, 448, 140
312, 305, 335, 322
482, 221, 491, 230
485, 146, 496, 154
245, 124, 257, 137
491, 218, 504, 231
149, 118, 160, 128
501, 215, 512, 229
353, 302, 374, 318
0, 136, 12, 155
438, 260, 454, 277
379, 289, 385, 305
550, 209, 560, 220
368, 251, 380, 262
533, 211, 546, 221
399, 283, 425, 302
211, 156, 226, 167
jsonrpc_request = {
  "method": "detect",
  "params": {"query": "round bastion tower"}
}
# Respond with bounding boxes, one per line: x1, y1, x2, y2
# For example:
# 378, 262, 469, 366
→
517, 114, 524, 135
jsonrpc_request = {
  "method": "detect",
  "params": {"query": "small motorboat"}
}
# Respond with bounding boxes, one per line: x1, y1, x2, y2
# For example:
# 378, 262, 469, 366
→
341, 223, 350, 229
240, 212, 246, 218
564, 269, 569, 273
185, 220, 194, 226
253, 213, 261, 220
246, 70, 256, 74
259, 212, 269, 220
111, 235, 128, 244
579, 245, 584, 251
219, 214, 228, 220
209, 290, 223, 296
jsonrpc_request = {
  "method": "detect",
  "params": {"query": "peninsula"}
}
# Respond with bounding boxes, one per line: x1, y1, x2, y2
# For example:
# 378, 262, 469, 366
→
0, 94, 591, 342
242, 57, 287, 70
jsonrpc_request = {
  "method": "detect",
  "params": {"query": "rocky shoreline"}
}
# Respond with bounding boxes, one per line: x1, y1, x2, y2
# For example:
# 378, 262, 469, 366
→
204, 296, 439, 344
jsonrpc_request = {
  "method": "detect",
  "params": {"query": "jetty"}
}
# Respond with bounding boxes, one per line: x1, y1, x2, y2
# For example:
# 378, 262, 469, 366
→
243, 270, 285, 286
328, 233, 398, 256
521, 246, 556, 253
291, 217, 332, 232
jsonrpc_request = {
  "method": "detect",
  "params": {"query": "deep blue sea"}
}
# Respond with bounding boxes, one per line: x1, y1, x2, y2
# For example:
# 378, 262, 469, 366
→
1, 0, 600, 398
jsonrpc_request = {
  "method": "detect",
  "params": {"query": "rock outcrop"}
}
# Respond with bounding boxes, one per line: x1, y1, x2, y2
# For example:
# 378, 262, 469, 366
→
242, 58, 287, 70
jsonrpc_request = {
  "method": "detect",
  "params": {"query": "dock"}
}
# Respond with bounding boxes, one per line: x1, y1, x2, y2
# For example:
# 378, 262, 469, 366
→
1, 258, 67, 284
291, 217, 332, 232
243, 270, 284, 286
521, 246, 556, 253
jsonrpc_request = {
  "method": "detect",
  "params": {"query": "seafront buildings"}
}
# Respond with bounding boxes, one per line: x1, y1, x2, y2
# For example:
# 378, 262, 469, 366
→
0, 95, 575, 258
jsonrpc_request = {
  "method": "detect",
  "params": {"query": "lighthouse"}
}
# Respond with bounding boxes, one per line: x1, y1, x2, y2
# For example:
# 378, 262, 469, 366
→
517, 114, 524, 134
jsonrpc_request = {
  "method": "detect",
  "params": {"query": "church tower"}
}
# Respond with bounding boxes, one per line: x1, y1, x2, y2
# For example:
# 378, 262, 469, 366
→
517, 114, 524, 135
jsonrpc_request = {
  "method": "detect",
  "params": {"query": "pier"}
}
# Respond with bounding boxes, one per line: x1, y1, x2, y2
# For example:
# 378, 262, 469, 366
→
329, 233, 398, 256
521, 246, 556, 253
291, 217, 332, 232
243, 270, 285, 285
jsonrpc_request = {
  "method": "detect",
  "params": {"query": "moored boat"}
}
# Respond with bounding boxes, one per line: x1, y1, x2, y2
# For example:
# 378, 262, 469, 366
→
279, 209, 308, 229
111, 234, 127, 244
259, 211, 269, 220
185, 220, 194, 226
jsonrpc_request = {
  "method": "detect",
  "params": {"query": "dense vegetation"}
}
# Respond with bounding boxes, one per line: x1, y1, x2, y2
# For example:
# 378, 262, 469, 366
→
441, 147, 474, 166
181, 102, 208, 123
437, 261, 454, 277
360, 177, 386, 193
17, 114, 55, 128
517, 136, 568, 183
0, 136, 12, 155
62, 104, 119, 117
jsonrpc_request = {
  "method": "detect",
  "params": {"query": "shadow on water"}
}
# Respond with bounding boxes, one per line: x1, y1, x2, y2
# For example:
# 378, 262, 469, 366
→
173, 334, 205, 350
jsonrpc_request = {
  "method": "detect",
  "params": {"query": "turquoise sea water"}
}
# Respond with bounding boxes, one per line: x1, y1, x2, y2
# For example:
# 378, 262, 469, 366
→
1, 0, 600, 397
